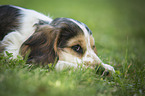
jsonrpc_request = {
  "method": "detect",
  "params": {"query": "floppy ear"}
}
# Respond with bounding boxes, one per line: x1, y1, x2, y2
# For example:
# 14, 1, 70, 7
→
20, 25, 59, 65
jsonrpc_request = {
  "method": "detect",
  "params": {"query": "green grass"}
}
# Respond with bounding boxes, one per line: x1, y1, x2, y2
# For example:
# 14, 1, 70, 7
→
0, 0, 145, 96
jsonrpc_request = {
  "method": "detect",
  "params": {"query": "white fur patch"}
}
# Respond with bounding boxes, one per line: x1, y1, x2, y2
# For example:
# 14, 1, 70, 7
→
1, 31, 24, 58
55, 61, 78, 71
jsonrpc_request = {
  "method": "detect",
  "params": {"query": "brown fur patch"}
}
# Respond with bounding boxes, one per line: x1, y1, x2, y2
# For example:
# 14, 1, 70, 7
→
20, 25, 59, 65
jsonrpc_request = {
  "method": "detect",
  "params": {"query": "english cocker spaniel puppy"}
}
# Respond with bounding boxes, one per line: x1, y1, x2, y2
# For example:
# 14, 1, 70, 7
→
0, 5, 115, 75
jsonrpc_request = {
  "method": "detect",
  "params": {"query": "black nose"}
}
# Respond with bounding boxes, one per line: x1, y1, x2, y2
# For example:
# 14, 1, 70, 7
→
95, 65, 110, 76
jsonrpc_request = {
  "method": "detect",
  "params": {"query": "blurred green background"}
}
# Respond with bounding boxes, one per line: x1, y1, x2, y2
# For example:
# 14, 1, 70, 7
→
0, 0, 145, 96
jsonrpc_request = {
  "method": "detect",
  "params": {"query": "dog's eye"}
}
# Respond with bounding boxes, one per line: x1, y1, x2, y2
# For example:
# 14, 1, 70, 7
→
71, 45, 83, 54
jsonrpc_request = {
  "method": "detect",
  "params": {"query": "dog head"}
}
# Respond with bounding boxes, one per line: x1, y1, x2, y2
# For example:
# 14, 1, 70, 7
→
20, 18, 112, 71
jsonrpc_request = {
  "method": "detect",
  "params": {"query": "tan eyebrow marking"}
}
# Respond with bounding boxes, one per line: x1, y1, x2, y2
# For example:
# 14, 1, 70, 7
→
67, 35, 86, 48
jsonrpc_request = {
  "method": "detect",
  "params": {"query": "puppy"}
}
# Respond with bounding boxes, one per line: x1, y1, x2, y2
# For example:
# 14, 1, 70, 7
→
0, 5, 115, 75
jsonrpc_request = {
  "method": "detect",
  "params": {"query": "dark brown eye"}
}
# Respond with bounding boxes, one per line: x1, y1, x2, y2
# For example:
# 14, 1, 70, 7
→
71, 45, 83, 54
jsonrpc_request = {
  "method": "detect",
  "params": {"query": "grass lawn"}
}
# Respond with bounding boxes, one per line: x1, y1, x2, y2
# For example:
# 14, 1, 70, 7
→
0, 0, 145, 96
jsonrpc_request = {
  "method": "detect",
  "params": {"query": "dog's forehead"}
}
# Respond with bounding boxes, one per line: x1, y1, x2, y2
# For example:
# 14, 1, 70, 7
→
50, 18, 95, 49
50, 18, 92, 35
71, 19, 92, 35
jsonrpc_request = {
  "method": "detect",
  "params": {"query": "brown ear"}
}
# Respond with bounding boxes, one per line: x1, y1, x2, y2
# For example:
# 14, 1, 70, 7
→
20, 25, 59, 65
